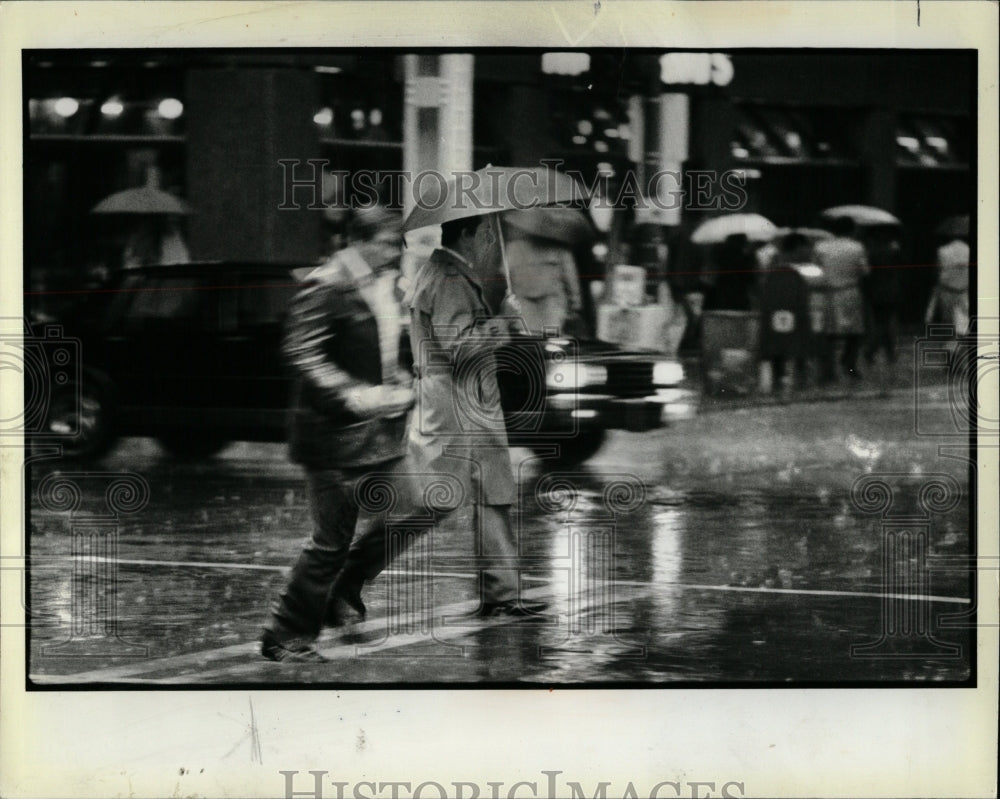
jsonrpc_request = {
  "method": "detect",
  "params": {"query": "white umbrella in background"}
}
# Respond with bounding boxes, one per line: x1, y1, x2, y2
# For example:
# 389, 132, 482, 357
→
690, 213, 778, 245
91, 186, 190, 216
819, 205, 901, 227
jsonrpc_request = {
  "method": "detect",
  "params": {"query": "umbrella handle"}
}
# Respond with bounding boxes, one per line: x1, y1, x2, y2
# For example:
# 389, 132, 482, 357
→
493, 213, 513, 299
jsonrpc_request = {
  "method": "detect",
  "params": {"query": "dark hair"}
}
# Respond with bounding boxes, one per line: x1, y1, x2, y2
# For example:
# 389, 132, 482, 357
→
440, 216, 483, 248
781, 232, 810, 253
831, 216, 856, 237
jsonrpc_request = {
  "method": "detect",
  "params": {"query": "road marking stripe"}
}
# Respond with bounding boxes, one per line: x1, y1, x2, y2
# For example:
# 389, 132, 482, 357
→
29, 584, 563, 684
30, 569, 971, 685
40, 556, 972, 605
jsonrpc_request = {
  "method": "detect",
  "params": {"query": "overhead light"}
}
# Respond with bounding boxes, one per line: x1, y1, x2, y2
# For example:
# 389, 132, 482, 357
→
594, 140, 609, 153
604, 128, 620, 139
313, 107, 334, 126
896, 135, 920, 152
53, 97, 79, 118
572, 135, 587, 145
926, 136, 948, 151
541, 52, 590, 76
315, 66, 343, 74
157, 98, 184, 120
101, 98, 125, 117
577, 120, 593, 136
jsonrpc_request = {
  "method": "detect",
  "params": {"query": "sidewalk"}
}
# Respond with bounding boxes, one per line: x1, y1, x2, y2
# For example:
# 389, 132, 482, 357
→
688, 332, 947, 414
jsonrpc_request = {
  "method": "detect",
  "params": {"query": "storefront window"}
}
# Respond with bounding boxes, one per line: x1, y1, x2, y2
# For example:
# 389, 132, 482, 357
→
731, 105, 855, 163
895, 114, 968, 167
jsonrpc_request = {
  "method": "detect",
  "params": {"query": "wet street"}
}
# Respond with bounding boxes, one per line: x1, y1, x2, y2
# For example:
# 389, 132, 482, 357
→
25, 386, 972, 686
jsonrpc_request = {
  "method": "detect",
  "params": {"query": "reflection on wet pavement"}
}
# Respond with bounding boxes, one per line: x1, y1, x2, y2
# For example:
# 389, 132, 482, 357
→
27, 395, 973, 685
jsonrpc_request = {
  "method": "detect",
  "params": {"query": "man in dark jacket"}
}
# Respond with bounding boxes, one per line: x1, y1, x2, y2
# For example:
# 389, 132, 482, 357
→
261, 206, 414, 662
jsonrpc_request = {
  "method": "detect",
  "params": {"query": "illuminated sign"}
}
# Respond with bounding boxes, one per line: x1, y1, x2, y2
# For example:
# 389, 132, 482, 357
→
659, 53, 734, 86
542, 52, 591, 76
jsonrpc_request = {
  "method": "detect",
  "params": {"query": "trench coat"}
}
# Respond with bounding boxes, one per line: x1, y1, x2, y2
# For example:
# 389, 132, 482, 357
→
813, 236, 869, 335
404, 248, 517, 508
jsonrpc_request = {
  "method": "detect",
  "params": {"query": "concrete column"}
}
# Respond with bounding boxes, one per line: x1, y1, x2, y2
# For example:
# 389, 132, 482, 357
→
186, 68, 322, 263
860, 108, 897, 211
401, 55, 474, 275
402, 54, 474, 215
652, 93, 690, 226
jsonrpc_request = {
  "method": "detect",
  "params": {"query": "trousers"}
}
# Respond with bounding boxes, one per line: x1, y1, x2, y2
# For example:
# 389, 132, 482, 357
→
267, 458, 519, 640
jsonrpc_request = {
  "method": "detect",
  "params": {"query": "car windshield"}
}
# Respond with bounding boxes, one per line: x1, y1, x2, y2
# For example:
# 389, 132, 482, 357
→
105, 272, 208, 331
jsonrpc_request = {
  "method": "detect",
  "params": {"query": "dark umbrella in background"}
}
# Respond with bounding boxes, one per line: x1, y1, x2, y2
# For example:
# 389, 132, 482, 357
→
502, 206, 595, 246
402, 165, 584, 299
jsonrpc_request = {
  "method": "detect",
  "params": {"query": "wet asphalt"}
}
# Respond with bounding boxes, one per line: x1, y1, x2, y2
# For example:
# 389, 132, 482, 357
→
25, 386, 973, 686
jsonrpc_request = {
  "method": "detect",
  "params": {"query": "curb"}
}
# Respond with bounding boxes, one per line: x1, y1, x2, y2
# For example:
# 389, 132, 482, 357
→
697, 385, 909, 414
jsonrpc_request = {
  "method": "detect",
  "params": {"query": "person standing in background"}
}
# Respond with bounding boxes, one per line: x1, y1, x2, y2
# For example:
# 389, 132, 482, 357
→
929, 234, 970, 340
814, 216, 869, 381
863, 227, 903, 367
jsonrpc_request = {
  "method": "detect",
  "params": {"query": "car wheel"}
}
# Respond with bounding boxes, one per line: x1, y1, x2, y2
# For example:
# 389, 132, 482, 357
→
528, 429, 607, 467
157, 431, 231, 460
41, 369, 118, 461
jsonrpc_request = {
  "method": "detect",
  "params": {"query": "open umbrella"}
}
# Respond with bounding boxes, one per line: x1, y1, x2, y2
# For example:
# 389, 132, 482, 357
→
402, 166, 583, 233
91, 186, 190, 215
502, 206, 595, 245
774, 226, 833, 242
820, 205, 900, 226
935, 214, 969, 238
403, 165, 584, 298
690, 213, 777, 244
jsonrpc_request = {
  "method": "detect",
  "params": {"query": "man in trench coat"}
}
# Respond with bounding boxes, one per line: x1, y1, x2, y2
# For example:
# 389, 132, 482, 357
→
330, 211, 547, 620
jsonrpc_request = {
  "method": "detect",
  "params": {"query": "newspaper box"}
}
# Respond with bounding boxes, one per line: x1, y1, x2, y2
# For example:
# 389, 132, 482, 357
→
701, 310, 758, 395
759, 268, 813, 359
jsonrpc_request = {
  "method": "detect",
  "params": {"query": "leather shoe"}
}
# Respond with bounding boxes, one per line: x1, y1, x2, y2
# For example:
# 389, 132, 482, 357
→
260, 630, 326, 663
324, 586, 367, 628
467, 599, 550, 621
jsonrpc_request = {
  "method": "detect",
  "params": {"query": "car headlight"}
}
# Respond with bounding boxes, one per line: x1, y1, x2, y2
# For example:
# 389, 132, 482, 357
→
652, 360, 684, 386
546, 361, 608, 390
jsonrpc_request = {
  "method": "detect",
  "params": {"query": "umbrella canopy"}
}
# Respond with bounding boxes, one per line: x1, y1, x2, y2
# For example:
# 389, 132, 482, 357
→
935, 214, 969, 238
91, 186, 190, 215
690, 213, 778, 245
774, 226, 833, 242
402, 165, 583, 233
820, 205, 900, 226
502, 206, 595, 246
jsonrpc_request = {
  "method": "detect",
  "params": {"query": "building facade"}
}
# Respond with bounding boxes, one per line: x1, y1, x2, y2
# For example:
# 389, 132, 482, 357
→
25, 50, 973, 318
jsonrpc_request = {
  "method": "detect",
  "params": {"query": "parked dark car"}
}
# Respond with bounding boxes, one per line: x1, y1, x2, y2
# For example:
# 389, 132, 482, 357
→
35, 262, 697, 465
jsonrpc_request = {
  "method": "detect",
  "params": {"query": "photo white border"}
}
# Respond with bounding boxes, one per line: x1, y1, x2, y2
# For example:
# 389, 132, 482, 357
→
2, 2, 997, 797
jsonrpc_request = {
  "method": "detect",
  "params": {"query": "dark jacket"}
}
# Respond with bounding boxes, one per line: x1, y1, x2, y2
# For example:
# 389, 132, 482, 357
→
285, 248, 409, 469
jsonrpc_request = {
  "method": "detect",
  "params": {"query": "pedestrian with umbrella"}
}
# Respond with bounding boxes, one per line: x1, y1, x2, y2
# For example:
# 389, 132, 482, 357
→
927, 214, 970, 343
91, 172, 192, 268
329, 166, 581, 622
813, 214, 871, 381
